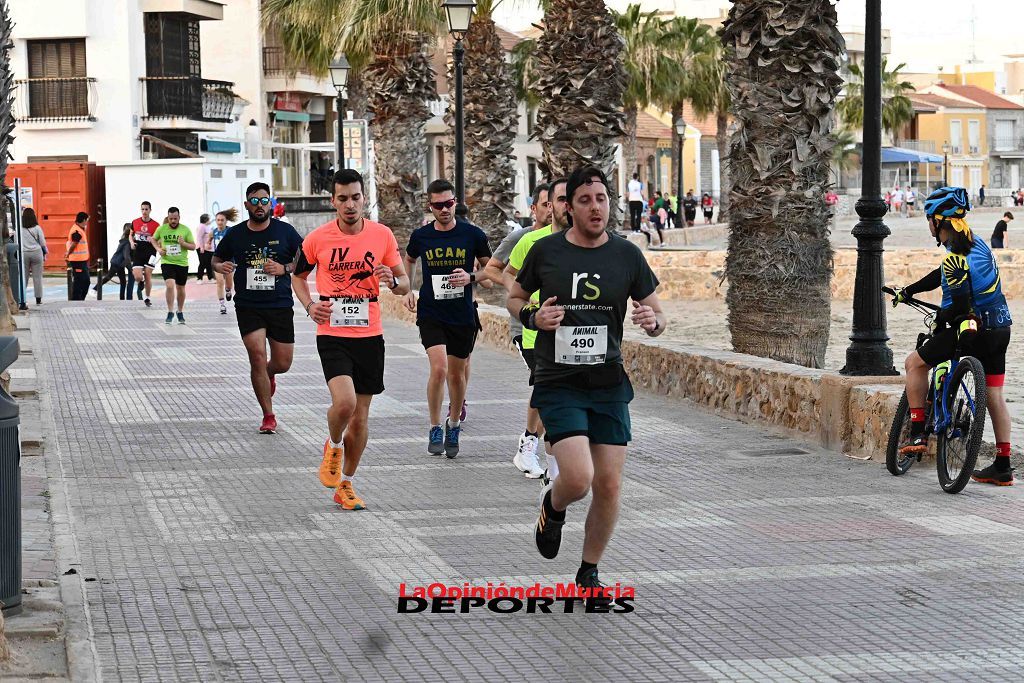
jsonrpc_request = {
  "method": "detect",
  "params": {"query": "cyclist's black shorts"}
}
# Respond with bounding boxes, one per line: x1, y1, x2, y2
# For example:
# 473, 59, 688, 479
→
918, 326, 1011, 376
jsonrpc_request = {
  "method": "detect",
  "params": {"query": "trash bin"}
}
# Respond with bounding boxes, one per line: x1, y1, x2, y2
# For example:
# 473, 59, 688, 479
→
0, 336, 21, 616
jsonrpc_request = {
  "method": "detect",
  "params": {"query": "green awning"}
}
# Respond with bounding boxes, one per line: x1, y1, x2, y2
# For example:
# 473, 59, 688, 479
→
273, 110, 310, 122
201, 139, 242, 153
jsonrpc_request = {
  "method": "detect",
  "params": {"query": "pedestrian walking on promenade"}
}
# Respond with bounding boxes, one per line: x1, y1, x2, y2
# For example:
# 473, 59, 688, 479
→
906, 186, 917, 218
508, 165, 667, 596
20, 208, 47, 305
293, 169, 410, 511
66, 212, 90, 301
892, 185, 904, 216
195, 214, 214, 282
627, 172, 645, 232
979, 184, 986, 206
130, 201, 160, 306
213, 183, 303, 435
94, 224, 134, 299
403, 179, 493, 457
211, 210, 236, 313
152, 207, 196, 325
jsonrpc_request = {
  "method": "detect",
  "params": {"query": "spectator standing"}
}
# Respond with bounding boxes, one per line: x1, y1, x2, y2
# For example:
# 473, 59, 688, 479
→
666, 192, 677, 229
991, 211, 1012, 249
66, 211, 90, 301
979, 184, 986, 206
627, 172, 645, 232
195, 214, 214, 282
19, 208, 47, 305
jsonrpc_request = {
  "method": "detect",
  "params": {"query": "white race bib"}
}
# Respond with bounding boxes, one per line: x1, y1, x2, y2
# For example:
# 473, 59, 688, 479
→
246, 267, 274, 291
164, 243, 181, 256
329, 298, 370, 328
555, 325, 608, 365
431, 274, 463, 301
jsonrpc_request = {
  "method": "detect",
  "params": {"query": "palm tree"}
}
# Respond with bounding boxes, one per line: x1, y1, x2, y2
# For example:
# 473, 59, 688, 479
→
835, 58, 915, 146
612, 4, 668, 182
534, 0, 625, 223
262, 0, 441, 244
510, 38, 539, 110
0, 0, 16, 337
721, 0, 845, 369
443, 0, 519, 247
654, 17, 717, 209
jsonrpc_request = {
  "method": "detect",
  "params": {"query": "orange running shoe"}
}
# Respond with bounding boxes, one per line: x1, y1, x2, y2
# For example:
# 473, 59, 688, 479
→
319, 440, 342, 488
333, 481, 366, 510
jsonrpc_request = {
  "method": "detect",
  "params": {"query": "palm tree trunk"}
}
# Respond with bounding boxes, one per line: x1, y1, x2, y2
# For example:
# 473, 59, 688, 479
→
716, 109, 730, 222
0, 0, 18, 336
623, 105, 638, 182
346, 69, 369, 120
535, 0, 625, 228
721, 0, 844, 368
364, 34, 437, 246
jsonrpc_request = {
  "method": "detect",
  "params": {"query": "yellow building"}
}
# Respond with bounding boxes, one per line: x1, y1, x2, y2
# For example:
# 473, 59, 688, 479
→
909, 91, 988, 194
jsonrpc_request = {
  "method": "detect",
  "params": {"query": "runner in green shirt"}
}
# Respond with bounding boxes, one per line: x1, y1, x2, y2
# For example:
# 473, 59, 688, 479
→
504, 177, 569, 481
152, 207, 197, 324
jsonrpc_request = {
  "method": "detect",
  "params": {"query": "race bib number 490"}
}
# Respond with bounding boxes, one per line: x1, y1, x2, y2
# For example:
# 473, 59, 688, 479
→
555, 325, 608, 365
164, 243, 181, 256
246, 267, 274, 291
431, 274, 463, 300
330, 298, 370, 327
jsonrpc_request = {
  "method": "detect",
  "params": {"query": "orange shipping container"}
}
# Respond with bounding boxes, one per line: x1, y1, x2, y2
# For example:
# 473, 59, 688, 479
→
6, 162, 106, 271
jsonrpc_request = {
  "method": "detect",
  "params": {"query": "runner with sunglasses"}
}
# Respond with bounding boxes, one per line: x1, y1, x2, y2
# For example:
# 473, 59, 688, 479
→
213, 183, 303, 434
403, 179, 492, 457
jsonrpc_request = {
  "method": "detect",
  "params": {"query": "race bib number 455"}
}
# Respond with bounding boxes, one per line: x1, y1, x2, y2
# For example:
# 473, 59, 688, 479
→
330, 298, 370, 327
246, 267, 274, 291
431, 274, 463, 301
555, 325, 608, 365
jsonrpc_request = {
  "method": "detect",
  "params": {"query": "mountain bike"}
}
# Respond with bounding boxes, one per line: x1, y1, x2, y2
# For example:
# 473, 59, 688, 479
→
882, 286, 988, 494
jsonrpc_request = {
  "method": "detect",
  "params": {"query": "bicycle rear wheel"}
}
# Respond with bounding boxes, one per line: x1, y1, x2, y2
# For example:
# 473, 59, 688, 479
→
885, 391, 916, 475
936, 356, 987, 494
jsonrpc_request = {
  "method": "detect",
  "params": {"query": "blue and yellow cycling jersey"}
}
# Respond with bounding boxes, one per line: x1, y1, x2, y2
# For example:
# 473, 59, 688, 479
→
940, 236, 1013, 328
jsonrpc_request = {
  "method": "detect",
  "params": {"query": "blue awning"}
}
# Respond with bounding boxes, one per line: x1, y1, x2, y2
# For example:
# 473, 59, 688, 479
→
881, 147, 944, 164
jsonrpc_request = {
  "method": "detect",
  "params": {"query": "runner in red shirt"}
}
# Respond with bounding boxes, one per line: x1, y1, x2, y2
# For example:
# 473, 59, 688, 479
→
129, 201, 160, 306
293, 169, 410, 510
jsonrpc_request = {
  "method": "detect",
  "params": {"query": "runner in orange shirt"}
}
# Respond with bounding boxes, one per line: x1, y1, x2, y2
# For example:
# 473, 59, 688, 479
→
293, 169, 410, 510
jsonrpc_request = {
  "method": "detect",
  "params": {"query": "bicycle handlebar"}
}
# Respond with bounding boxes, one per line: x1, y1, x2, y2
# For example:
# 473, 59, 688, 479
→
882, 286, 941, 312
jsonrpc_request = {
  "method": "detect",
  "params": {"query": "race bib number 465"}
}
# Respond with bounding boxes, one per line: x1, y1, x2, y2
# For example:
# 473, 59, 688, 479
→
555, 325, 608, 365
330, 298, 370, 327
431, 274, 463, 300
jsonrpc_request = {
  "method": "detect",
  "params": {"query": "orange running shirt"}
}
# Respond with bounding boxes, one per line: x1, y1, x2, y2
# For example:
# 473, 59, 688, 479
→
298, 218, 402, 338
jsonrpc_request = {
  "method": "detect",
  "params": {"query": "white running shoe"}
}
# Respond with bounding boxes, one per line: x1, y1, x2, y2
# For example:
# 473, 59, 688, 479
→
513, 433, 539, 474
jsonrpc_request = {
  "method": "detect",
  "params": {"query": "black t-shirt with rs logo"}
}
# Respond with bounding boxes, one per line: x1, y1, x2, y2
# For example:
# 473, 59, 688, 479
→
516, 230, 659, 385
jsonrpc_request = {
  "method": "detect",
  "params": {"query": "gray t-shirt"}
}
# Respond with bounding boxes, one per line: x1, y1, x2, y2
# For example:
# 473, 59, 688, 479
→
494, 226, 532, 338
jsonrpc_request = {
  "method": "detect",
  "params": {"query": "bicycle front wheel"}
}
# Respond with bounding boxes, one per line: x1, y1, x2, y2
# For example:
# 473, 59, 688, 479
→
936, 356, 987, 494
885, 390, 916, 476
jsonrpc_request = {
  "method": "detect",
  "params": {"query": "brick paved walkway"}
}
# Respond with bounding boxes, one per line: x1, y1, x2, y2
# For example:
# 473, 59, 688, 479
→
31, 293, 1024, 681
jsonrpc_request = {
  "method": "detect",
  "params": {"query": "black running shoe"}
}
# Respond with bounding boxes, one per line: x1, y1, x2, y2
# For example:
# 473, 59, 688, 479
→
535, 484, 563, 559
972, 463, 1015, 486
144, 297, 152, 307
576, 567, 612, 606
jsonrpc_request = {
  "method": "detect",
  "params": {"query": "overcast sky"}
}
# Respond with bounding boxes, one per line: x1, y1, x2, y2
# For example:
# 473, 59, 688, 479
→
493, 0, 1022, 72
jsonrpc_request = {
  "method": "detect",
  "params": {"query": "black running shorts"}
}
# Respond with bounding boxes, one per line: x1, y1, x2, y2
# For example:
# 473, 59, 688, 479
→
160, 263, 188, 286
132, 242, 157, 269
316, 335, 385, 395
236, 306, 295, 344
417, 317, 477, 359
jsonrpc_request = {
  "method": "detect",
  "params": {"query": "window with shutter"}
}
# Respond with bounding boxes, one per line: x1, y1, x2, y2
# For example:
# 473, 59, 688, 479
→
26, 39, 88, 119
143, 14, 202, 118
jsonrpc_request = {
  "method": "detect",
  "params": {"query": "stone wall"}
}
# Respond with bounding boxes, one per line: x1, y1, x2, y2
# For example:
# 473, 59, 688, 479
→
645, 248, 1024, 301
619, 224, 726, 250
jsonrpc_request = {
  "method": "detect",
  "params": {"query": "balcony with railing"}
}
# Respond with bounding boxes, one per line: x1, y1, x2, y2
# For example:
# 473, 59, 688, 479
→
263, 46, 286, 76
138, 76, 236, 130
14, 77, 97, 125
898, 140, 936, 153
991, 135, 1024, 154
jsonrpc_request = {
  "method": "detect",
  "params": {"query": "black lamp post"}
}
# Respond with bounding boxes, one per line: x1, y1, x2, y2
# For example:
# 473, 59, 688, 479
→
942, 141, 950, 186
329, 55, 351, 171
841, 0, 897, 376
675, 117, 686, 210
444, 0, 476, 217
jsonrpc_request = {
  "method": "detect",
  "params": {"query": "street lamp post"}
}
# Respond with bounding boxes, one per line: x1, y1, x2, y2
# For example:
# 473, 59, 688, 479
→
444, 0, 476, 217
675, 117, 686, 214
841, 0, 897, 376
329, 55, 351, 172
942, 141, 950, 186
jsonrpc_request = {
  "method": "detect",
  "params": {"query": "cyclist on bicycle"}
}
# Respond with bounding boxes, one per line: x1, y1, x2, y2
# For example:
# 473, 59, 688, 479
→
894, 186, 1014, 484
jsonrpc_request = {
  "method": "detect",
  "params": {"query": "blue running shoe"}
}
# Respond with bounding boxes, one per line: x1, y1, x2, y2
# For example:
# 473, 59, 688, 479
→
165, 312, 174, 325
444, 418, 461, 458
428, 425, 445, 456
176, 311, 186, 325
